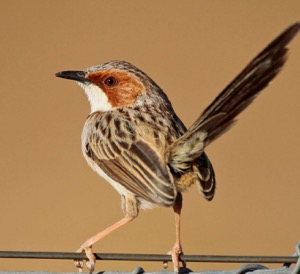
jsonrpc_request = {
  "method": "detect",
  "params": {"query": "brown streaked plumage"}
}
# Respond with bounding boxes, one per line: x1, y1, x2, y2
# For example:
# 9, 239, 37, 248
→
55, 23, 299, 273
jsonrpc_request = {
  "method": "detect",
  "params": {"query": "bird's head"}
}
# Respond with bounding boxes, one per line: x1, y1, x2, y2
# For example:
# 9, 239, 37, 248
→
55, 61, 154, 113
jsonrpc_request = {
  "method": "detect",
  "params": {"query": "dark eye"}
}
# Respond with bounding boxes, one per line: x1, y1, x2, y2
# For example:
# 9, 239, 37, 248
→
104, 76, 118, 87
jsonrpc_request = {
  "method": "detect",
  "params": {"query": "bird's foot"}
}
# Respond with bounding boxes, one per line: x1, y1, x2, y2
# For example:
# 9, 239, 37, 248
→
74, 245, 96, 273
163, 244, 186, 273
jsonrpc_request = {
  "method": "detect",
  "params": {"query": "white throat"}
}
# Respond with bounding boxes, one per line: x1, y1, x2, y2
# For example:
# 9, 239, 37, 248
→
78, 82, 112, 112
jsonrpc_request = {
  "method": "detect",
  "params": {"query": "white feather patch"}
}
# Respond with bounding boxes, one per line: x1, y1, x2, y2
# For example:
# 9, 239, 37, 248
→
78, 82, 112, 112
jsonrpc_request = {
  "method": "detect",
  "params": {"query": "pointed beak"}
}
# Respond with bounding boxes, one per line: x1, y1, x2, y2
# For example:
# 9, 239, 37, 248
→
55, 70, 89, 84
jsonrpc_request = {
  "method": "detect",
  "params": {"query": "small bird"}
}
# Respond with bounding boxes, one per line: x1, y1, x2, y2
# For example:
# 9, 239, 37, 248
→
56, 23, 299, 273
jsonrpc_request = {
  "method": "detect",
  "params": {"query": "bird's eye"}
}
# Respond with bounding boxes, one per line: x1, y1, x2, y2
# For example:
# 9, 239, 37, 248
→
104, 76, 118, 87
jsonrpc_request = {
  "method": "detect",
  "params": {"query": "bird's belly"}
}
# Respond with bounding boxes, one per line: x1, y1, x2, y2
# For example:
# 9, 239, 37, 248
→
84, 156, 158, 210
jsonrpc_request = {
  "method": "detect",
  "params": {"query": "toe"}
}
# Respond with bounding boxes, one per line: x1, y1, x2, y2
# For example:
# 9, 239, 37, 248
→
73, 245, 96, 273
83, 246, 96, 273
74, 259, 84, 272
171, 244, 184, 273
74, 247, 85, 272
84, 247, 96, 273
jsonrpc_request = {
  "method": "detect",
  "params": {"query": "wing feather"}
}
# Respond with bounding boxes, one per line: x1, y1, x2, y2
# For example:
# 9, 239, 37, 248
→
83, 113, 177, 207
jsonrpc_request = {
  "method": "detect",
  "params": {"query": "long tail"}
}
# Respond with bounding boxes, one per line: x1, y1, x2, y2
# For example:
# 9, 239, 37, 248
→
168, 22, 299, 175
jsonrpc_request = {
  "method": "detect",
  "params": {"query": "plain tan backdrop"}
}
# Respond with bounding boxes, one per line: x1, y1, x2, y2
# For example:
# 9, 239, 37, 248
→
0, 0, 299, 272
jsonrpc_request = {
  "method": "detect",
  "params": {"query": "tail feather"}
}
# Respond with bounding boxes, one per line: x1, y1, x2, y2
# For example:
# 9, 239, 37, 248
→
168, 22, 299, 171
191, 22, 299, 145
168, 22, 299, 200
195, 152, 216, 201
168, 113, 225, 173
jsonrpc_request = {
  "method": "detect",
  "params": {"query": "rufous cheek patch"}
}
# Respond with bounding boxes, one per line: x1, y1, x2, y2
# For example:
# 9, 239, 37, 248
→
87, 70, 143, 108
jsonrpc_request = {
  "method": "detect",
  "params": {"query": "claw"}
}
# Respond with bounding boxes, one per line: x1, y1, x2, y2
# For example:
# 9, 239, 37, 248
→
74, 259, 83, 272
162, 260, 169, 269
74, 245, 96, 273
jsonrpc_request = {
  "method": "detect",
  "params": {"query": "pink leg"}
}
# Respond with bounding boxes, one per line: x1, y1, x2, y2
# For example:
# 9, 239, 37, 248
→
171, 193, 184, 273
74, 215, 135, 273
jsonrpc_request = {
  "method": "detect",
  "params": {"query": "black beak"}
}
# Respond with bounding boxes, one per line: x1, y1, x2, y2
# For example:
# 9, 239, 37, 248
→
55, 70, 88, 83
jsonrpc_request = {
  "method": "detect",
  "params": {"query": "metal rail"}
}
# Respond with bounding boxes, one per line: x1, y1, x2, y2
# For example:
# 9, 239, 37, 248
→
0, 251, 298, 264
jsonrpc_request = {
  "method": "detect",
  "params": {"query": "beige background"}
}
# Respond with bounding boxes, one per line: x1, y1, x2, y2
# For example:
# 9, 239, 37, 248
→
1, 0, 300, 272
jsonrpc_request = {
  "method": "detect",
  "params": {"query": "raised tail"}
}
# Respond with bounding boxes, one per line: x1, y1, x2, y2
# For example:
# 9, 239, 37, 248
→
168, 22, 299, 199
193, 22, 299, 146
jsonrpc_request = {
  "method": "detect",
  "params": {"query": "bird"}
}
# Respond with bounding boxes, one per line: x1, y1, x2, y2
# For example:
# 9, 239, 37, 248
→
55, 22, 299, 273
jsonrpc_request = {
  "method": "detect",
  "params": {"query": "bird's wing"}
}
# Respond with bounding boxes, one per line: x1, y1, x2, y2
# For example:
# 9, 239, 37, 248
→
84, 114, 176, 207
